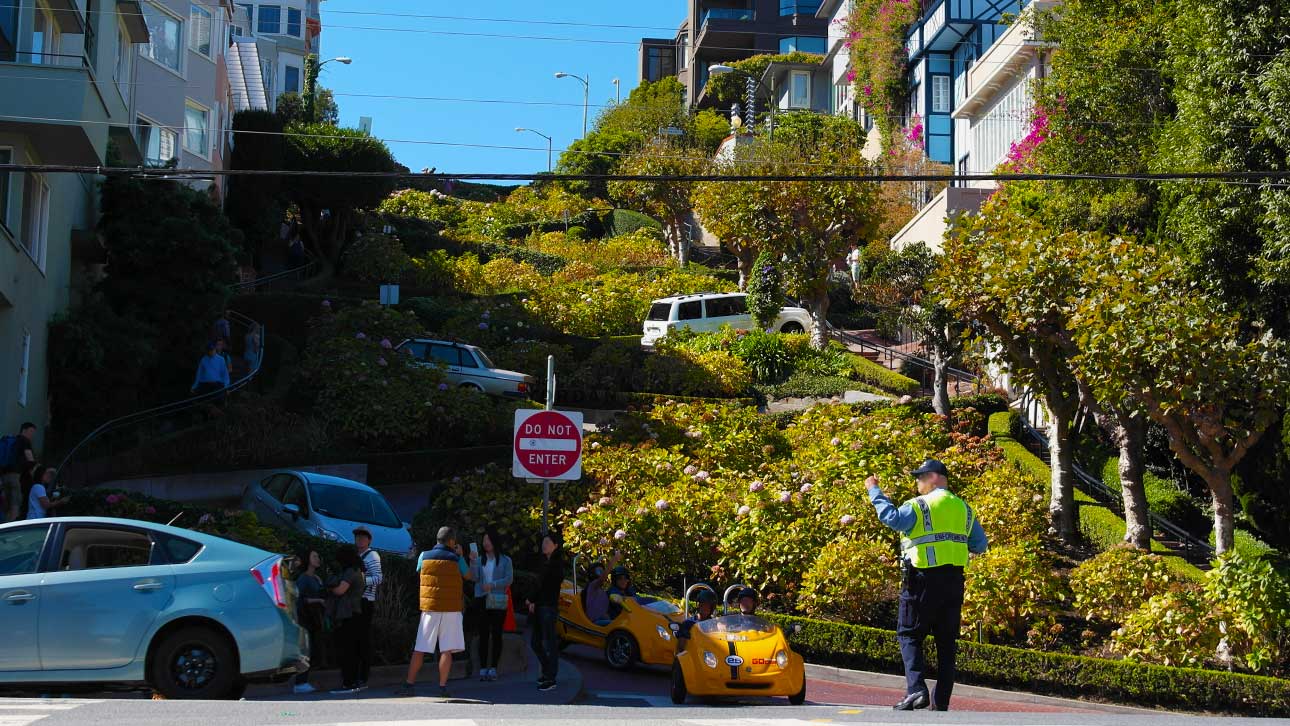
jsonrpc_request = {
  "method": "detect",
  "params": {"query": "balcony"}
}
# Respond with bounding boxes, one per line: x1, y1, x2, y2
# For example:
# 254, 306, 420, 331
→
702, 7, 755, 23
0, 53, 111, 165
954, 0, 1057, 118
696, 3, 758, 56
906, 0, 1007, 60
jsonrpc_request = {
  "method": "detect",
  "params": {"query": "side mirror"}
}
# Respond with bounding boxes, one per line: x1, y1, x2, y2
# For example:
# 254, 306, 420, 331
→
282, 503, 301, 519
669, 622, 680, 633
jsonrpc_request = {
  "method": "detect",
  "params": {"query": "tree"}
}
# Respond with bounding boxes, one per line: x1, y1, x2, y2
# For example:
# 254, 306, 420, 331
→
274, 92, 305, 125
608, 141, 709, 264
1067, 238, 1290, 555
226, 110, 285, 268
555, 128, 644, 200
694, 112, 880, 347
282, 124, 399, 278
315, 88, 339, 125
746, 251, 785, 330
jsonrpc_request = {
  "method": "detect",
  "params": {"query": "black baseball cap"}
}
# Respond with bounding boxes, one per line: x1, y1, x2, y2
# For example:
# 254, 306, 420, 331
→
910, 459, 949, 477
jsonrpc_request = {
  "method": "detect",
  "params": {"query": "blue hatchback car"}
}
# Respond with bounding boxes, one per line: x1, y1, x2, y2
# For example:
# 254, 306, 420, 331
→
0, 517, 304, 699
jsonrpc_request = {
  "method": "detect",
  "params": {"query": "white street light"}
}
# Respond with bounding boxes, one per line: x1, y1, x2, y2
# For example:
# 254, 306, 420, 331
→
612, 77, 621, 104
516, 127, 553, 172
555, 71, 590, 137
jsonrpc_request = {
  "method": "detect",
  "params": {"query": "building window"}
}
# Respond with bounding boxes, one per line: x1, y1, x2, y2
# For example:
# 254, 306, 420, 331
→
189, 5, 213, 57
645, 45, 675, 82
17, 330, 31, 408
780, 0, 822, 16
139, 117, 178, 166
0, 148, 11, 231
789, 70, 811, 109
33, 2, 62, 65
261, 57, 275, 98
21, 173, 50, 271
141, 2, 183, 72
257, 5, 281, 34
931, 74, 951, 113
114, 23, 132, 102
83, 0, 97, 68
0, 1, 17, 62
284, 64, 300, 93
286, 7, 301, 37
678, 32, 689, 68
184, 102, 211, 157
778, 36, 827, 54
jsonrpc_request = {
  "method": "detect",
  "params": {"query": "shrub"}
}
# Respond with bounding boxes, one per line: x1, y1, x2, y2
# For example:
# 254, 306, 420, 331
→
379, 188, 465, 229
746, 251, 785, 330
959, 466, 1049, 549
472, 240, 567, 275
756, 372, 880, 400
527, 229, 669, 271
1204, 552, 1290, 673
341, 233, 411, 282
408, 250, 456, 292
641, 348, 753, 398
799, 537, 899, 623
1069, 546, 1179, 624
605, 208, 663, 237
524, 270, 733, 337
962, 542, 1065, 641
1113, 585, 1216, 669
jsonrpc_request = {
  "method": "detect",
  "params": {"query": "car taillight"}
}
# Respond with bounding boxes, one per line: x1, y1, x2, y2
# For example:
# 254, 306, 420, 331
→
251, 555, 288, 609
517, 381, 530, 393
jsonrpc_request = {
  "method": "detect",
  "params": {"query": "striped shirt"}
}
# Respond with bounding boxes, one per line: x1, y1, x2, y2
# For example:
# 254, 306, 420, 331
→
360, 547, 383, 601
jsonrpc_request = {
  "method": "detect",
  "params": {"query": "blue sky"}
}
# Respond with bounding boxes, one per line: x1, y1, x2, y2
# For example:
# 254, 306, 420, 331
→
318, 1, 683, 178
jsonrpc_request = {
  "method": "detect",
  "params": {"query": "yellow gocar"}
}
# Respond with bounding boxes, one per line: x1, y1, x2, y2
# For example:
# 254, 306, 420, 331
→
671, 585, 807, 705
556, 557, 684, 670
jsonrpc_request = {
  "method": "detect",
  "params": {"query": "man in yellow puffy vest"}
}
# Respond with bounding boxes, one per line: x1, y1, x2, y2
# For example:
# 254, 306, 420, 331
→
398, 526, 475, 698
866, 459, 988, 712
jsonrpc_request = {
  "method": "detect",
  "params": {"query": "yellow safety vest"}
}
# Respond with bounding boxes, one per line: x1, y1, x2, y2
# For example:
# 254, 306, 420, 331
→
901, 488, 972, 569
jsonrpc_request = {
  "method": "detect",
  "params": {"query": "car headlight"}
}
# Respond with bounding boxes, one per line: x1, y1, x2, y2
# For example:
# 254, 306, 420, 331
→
319, 528, 341, 541
703, 651, 718, 669
656, 625, 671, 641
776, 650, 788, 668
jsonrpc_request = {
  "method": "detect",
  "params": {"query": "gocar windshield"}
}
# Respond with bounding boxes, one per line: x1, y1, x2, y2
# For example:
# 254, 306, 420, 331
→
308, 483, 401, 529
697, 615, 776, 635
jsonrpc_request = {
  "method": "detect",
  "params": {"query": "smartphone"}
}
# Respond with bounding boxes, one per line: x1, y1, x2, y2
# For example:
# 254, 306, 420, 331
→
469, 542, 478, 556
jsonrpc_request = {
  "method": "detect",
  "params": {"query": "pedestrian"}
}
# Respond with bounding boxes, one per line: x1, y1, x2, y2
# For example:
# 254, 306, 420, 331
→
213, 310, 232, 343
326, 545, 367, 695
866, 459, 988, 712
1, 422, 37, 523
846, 244, 862, 284
527, 531, 564, 692
470, 527, 513, 682
192, 342, 230, 395
294, 549, 327, 694
215, 338, 234, 379
320, 299, 333, 316
244, 323, 263, 372
24, 466, 65, 520
353, 526, 383, 691
398, 526, 475, 698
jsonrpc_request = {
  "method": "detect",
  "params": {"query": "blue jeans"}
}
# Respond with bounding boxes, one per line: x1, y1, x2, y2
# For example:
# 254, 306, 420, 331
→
531, 606, 559, 683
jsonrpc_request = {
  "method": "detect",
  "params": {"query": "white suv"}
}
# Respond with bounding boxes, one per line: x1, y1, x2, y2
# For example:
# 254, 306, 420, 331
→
641, 292, 813, 347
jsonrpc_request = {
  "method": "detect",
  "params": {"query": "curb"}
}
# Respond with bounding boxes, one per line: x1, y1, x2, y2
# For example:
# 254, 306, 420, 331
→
805, 663, 1162, 715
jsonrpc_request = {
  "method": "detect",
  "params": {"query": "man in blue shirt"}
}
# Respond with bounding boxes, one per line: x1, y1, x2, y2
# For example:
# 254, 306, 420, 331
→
191, 342, 230, 395
867, 459, 987, 712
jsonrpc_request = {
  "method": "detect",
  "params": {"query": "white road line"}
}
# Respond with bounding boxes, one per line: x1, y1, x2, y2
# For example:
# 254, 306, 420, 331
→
0, 717, 48, 726
326, 721, 479, 726
591, 690, 676, 708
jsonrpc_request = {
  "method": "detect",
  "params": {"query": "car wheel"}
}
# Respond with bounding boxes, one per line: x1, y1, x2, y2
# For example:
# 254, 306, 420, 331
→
149, 626, 239, 700
789, 678, 807, 705
604, 631, 638, 671
779, 322, 805, 334
670, 661, 688, 705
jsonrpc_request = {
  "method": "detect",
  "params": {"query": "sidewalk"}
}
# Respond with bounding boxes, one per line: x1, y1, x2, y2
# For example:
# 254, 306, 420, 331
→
245, 657, 582, 705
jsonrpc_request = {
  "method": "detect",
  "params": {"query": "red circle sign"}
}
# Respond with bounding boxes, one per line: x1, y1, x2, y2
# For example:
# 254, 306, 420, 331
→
514, 410, 583, 480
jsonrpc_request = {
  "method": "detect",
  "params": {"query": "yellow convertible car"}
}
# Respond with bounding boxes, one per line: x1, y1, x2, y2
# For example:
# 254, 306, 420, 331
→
671, 584, 807, 705
556, 556, 684, 670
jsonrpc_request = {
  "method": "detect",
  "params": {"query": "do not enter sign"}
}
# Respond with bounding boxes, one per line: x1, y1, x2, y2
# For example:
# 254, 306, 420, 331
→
513, 409, 584, 481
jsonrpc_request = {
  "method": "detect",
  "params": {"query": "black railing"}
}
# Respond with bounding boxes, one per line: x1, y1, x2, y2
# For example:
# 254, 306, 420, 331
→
833, 329, 980, 393
229, 258, 318, 293
0, 51, 91, 68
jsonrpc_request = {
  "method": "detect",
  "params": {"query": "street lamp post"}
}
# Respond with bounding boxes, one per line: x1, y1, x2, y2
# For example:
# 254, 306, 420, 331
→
516, 127, 553, 172
612, 77, 621, 104
708, 64, 775, 141
303, 55, 352, 122
555, 71, 590, 137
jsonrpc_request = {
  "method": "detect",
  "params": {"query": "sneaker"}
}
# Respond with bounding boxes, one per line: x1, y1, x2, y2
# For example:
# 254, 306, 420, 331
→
293, 683, 317, 695
479, 669, 489, 682
439, 686, 452, 698
488, 668, 498, 682
538, 680, 557, 692
394, 683, 416, 697
329, 686, 359, 695
353, 682, 369, 693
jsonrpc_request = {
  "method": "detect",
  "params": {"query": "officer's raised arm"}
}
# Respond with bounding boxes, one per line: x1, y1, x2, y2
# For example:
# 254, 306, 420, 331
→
865, 474, 917, 534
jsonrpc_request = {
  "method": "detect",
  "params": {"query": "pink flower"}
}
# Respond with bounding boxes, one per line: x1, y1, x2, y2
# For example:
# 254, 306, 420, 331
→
614, 529, 627, 540
590, 441, 602, 450
599, 497, 613, 506
577, 506, 589, 514
106, 494, 121, 504
693, 471, 710, 482
684, 465, 697, 476
438, 383, 449, 391
655, 499, 670, 511
737, 505, 752, 517
778, 492, 792, 504
749, 481, 765, 493
800, 483, 813, 494
635, 507, 648, 517
377, 357, 388, 367
356, 332, 367, 340
572, 520, 583, 529
656, 541, 666, 550
599, 537, 610, 545
380, 338, 393, 349
830, 437, 842, 446
840, 514, 857, 526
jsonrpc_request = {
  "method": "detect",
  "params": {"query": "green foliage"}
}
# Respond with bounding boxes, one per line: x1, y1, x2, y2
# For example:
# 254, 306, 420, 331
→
703, 52, 824, 105
959, 466, 1049, 549
555, 128, 645, 200
746, 251, 785, 330
1070, 546, 1179, 624
608, 141, 709, 254
527, 229, 670, 271
963, 542, 1065, 641
379, 189, 464, 229
60, 489, 289, 554
691, 109, 732, 154
47, 302, 160, 437
756, 372, 880, 400
522, 269, 735, 337
1098, 456, 1207, 535
843, 0, 921, 149
604, 208, 663, 237
341, 233, 411, 282
1204, 553, 1290, 673
1113, 585, 1216, 669
274, 91, 305, 125
641, 348, 753, 398
799, 538, 899, 622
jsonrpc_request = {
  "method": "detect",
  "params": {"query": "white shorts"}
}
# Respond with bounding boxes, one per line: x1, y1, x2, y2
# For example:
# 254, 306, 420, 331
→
414, 611, 465, 654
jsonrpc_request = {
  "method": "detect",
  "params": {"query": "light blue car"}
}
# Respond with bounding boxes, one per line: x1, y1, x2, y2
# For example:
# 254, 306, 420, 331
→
241, 470, 413, 556
0, 517, 304, 699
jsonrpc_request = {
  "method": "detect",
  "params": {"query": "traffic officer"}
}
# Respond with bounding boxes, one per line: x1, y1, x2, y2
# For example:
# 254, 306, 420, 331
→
866, 459, 988, 712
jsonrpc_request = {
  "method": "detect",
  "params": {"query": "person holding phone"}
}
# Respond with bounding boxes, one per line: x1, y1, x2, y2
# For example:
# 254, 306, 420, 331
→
468, 527, 513, 682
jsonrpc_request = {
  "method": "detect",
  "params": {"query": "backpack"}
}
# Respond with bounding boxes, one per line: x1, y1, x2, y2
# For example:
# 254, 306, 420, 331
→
0, 435, 20, 470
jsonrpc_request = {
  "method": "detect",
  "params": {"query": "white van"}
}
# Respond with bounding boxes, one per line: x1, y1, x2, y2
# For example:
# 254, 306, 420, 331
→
641, 292, 813, 346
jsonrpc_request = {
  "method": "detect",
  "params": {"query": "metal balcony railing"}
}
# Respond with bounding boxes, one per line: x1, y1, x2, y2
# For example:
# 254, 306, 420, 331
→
702, 7, 755, 25
0, 51, 90, 68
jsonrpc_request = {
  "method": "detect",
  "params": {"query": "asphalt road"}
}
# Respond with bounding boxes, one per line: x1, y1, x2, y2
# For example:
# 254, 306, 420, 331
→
2, 697, 1274, 726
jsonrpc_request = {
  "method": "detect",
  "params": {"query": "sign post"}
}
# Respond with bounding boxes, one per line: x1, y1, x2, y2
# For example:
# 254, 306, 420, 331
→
514, 356, 580, 534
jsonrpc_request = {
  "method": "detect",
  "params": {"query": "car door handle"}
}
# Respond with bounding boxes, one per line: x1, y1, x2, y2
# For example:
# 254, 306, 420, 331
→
133, 580, 165, 592
3, 591, 36, 603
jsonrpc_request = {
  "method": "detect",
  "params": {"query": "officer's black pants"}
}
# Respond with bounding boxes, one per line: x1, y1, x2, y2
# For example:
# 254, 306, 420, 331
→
897, 564, 965, 710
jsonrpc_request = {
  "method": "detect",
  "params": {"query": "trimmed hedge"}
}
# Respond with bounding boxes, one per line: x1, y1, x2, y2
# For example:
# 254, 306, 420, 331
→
605, 208, 663, 237
556, 388, 757, 410
755, 372, 888, 400
1098, 455, 1209, 536
471, 240, 567, 275
768, 613, 1290, 715
499, 210, 605, 240
845, 352, 921, 396
988, 412, 1204, 580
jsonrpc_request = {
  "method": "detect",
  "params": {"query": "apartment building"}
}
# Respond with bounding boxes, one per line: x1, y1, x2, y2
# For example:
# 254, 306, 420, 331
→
132, 0, 233, 199
640, 0, 828, 109
816, 0, 882, 159
226, 0, 322, 110
0, 0, 149, 448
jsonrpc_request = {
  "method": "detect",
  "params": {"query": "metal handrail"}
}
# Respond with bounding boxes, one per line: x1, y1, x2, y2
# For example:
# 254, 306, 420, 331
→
834, 329, 979, 388
1011, 394, 1214, 558
229, 259, 317, 292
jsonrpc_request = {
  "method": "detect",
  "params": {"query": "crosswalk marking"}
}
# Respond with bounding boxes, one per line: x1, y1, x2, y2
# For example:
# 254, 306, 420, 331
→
0, 698, 99, 726
327, 721, 479, 726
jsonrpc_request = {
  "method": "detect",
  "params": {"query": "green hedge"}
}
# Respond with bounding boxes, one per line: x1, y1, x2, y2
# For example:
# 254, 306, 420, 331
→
556, 388, 757, 410
499, 210, 605, 240
768, 613, 1290, 715
844, 352, 921, 396
1098, 456, 1209, 536
605, 209, 663, 237
471, 240, 567, 275
988, 412, 1203, 580
755, 372, 888, 400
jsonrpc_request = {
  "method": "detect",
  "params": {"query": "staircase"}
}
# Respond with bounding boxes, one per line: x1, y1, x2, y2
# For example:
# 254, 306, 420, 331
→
833, 328, 979, 396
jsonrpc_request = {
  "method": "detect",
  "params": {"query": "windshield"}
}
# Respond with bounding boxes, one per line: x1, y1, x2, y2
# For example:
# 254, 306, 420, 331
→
637, 597, 682, 615
470, 347, 495, 369
308, 483, 401, 529
697, 615, 776, 635
647, 303, 673, 322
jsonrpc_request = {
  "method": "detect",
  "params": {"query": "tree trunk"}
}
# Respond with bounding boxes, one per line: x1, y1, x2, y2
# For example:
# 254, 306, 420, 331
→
1208, 471, 1236, 555
734, 247, 755, 291
1117, 416, 1151, 550
1048, 411, 1077, 542
806, 289, 831, 349
931, 349, 951, 417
